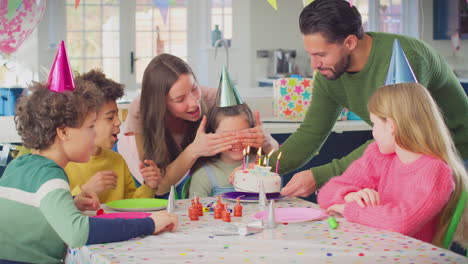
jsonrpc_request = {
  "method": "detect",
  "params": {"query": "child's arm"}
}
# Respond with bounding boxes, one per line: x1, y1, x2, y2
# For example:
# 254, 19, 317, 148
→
317, 142, 382, 209
189, 168, 212, 198
343, 161, 454, 236
39, 180, 155, 247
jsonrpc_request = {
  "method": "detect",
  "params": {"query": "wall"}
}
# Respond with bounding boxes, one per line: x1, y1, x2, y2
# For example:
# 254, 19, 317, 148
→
420, 0, 468, 77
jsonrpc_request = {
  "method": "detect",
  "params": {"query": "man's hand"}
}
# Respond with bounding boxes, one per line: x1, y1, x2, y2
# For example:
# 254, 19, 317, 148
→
81, 171, 117, 195
280, 169, 316, 197
344, 188, 380, 208
140, 160, 162, 191
74, 191, 100, 211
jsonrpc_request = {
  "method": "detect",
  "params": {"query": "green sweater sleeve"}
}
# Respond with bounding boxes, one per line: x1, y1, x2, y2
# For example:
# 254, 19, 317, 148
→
269, 77, 343, 179
40, 185, 90, 248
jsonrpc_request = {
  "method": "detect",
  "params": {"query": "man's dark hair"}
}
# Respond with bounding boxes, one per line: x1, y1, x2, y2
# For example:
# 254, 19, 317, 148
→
299, 0, 364, 43
75, 69, 124, 102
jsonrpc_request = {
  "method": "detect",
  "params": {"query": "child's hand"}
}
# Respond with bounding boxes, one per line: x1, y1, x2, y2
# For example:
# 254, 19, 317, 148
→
150, 211, 179, 234
236, 111, 265, 149
140, 160, 162, 191
327, 204, 345, 215
344, 188, 380, 208
81, 171, 118, 195
74, 191, 100, 211
190, 115, 237, 158
228, 162, 255, 184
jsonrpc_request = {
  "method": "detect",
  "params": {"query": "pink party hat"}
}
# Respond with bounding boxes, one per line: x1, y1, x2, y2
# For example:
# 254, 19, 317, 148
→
47, 41, 75, 92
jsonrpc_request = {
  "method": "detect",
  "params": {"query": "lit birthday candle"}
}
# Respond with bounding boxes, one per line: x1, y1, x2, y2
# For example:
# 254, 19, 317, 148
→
245, 145, 250, 167
242, 148, 246, 170
275, 152, 282, 174
257, 147, 262, 166
266, 149, 275, 166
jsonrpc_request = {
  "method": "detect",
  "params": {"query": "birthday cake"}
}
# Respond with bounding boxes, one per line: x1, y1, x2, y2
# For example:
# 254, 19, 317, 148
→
233, 165, 281, 193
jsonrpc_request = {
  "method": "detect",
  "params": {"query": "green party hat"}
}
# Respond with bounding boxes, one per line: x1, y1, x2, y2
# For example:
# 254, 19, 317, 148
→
216, 66, 244, 107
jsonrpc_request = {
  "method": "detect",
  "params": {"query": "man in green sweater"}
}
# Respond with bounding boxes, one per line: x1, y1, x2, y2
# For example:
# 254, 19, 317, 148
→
277, 0, 468, 197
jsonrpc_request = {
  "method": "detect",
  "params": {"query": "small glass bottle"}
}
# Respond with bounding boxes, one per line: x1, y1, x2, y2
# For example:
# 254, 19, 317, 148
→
211, 24, 222, 47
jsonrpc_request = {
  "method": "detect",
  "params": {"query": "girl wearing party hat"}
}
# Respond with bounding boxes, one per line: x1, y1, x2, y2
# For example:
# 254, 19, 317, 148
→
318, 83, 467, 247
189, 67, 256, 198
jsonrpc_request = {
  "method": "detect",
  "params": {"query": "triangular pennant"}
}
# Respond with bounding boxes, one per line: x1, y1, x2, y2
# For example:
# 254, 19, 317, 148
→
153, 0, 170, 25
7, 0, 22, 21
384, 39, 417, 85
216, 66, 244, 107
302, 0, 314, 7
75, 0, 80, 9
267, 0, 278, 10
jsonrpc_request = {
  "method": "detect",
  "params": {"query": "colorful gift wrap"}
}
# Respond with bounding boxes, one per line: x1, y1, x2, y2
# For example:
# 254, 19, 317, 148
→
273, 77, 313, 120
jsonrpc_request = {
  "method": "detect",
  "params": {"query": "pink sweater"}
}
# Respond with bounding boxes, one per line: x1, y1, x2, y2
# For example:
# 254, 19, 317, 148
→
318, 142, 454, 243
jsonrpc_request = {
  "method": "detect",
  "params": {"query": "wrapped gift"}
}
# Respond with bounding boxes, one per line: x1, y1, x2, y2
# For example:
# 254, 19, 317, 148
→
273, 77, 313, 120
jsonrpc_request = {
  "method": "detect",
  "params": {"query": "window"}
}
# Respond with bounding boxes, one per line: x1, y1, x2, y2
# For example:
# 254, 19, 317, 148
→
134, 0, 188, 83
210, 0, 232, 45
66, 0, 120, 81
351, 0, 417, 37
65, 0, 189, 88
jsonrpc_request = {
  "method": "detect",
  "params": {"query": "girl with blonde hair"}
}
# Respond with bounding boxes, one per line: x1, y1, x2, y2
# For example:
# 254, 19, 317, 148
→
318, 83, 467, 248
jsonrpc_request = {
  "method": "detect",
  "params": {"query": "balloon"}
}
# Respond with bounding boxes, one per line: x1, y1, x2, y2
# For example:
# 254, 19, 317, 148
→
0, 0, 46, 55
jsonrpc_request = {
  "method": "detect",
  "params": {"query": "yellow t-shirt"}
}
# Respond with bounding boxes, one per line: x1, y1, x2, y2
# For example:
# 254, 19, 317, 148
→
65, 148, 155, 203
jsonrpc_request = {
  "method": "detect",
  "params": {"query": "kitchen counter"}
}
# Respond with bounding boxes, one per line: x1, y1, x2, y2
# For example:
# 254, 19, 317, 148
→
0, 115, 371, 143
262, 119, 371, 134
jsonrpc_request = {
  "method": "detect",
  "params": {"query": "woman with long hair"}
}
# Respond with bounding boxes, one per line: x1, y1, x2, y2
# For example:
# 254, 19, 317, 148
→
121, 54, 278, 196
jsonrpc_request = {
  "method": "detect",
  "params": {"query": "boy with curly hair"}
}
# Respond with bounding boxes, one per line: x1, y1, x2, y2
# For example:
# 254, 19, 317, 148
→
65, 69, 160, 203
0, 82, 178, 264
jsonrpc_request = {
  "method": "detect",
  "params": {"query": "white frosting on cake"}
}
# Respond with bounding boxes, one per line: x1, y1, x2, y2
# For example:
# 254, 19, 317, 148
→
233, 165, 281, 193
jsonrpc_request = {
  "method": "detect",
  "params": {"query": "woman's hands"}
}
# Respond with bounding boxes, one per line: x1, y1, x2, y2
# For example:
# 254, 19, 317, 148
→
189, 116, 237, 158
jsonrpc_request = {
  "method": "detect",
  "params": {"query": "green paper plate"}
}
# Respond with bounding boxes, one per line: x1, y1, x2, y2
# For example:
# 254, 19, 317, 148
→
106, 198, 168, 212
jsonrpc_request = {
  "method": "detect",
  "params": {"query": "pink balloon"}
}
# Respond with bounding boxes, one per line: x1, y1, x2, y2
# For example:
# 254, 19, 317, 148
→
0, 0, 46, 55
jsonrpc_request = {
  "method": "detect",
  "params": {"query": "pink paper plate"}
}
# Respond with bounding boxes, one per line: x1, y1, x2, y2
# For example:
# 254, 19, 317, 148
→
253, 207, 327, 223
93, 212, 151, 219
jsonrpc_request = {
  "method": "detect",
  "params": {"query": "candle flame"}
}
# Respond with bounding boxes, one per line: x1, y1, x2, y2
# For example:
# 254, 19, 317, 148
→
278, 152, 282, 160
267, 149, 275, 157
257, 147, 262, 156
246, 145, 250, 154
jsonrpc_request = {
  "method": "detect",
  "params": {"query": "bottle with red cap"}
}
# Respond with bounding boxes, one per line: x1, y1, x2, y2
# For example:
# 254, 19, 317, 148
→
234, 197, 243, 217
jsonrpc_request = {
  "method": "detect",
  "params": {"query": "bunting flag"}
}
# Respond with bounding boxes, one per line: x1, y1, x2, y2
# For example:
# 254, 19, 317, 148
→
267, 0, 277, 10
75, 0, 80, 9
7, 0, 22, 21
153, 0, 170, 25
349, 0, 354, 7
303, 0, 314, 7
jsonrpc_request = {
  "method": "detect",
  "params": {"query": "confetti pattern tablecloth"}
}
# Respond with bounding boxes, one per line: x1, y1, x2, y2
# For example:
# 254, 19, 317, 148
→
65, 198, 466, 264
